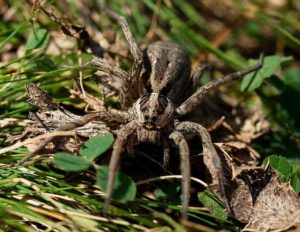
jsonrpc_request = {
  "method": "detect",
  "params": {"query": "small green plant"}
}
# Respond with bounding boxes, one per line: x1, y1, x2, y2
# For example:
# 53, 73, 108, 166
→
241, 55, 293, 92
53, 134, 137, 202
263, 155, 300, 193
97, 166, 136, 202
25, 24, 49, 53
198, 190, 228, 221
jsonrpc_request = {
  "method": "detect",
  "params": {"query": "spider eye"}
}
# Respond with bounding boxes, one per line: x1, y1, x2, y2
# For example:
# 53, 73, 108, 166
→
144, 115, 149, 120
151, 116, 157, 122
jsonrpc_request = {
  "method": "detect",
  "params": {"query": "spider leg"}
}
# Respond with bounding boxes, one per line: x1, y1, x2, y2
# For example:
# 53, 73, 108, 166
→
175, 121, 229, 210
169, 131, 190, 220
104, 121, 138, 213
86, 57, 133, 107
85, 58, 130, 81
105, 9, 144, 107
176, 54, 264, 116
105, 9, 143, 70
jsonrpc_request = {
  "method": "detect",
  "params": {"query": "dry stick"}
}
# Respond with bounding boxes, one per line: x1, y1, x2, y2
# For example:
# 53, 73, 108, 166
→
146, 0, 162, 39
0, 118, 32, 127
0, 131, 75, 155
5, 112, 117, 168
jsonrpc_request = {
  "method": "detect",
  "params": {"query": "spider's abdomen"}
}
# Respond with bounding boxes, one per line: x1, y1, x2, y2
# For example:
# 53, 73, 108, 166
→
142, 41, 192, 105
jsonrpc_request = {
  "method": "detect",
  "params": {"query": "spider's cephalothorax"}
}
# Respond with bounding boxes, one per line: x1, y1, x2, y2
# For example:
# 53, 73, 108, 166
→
133, 93, 174, 130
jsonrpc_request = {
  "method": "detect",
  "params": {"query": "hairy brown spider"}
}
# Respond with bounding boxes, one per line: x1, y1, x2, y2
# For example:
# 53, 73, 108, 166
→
86, 10, 263, 219
8, 9, 262, 220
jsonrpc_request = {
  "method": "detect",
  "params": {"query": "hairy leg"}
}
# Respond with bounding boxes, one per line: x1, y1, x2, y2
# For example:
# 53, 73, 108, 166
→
176, 54, 264, 116
175, 121, 229, 209
85, 59, 130, 80
105, 9, 144, 107
104, 121, 138, 212
85, 57, 132, 107
169, 131, 190, 220
105, 9, 143, 68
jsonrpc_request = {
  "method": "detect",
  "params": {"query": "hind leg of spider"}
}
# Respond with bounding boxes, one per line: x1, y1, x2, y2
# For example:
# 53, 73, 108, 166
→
175, 121, 230, 210
177, 54, 264, 116
104, 121, 138, 213
169, 131, 191, 221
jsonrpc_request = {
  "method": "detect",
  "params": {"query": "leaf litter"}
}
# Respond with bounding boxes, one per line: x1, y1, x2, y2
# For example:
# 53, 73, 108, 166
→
206, 142, 300, 232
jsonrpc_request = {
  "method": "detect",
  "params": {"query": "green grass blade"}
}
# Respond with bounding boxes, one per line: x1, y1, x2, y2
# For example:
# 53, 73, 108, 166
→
259, 14, 300, 49
0, 22, 27, 52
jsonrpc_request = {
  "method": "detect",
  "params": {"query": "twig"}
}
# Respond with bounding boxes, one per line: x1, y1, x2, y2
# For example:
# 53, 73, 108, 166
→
0, 118, 32, 127
2, 111, 128, 168
2, 113, 100, 168
0, 131, 75, 154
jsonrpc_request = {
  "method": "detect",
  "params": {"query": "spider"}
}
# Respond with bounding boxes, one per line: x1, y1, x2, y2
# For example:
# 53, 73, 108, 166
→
85, 10, 263, 220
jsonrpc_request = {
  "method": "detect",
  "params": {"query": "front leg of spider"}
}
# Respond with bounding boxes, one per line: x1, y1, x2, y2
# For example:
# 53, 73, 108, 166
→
105, 9, 144, 107
169, 131, 191, 220
175, 121, 229, 209
104, 92, 193, 220
104, 121, 138, 212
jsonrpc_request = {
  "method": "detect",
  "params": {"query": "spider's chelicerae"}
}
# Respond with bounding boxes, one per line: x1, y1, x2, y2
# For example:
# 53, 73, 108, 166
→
86, 10, 263, 219
12, 10, 262, 220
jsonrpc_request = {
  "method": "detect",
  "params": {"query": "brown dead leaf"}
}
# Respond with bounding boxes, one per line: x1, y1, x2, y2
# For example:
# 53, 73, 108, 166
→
235, 111, 270, 143
5, 82, 111, 155
242, 169, 300, 232
216, 141, 259, 165
207, 144, 300, 232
